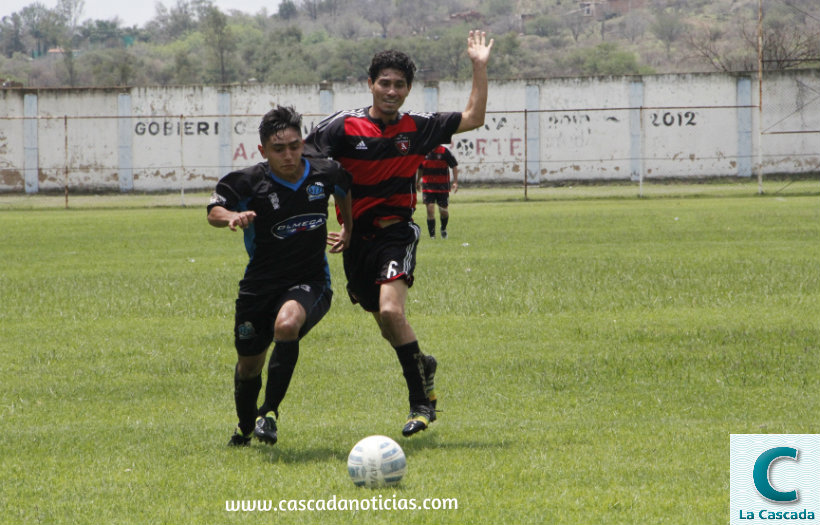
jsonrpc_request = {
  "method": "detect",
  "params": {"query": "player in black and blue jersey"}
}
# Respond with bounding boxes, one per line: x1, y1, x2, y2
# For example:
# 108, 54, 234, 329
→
207, 105, 353, 447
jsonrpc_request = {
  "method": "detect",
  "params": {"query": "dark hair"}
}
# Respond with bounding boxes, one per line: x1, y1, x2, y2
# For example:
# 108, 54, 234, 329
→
258, 105, 302, 144
368, 50, 416, 86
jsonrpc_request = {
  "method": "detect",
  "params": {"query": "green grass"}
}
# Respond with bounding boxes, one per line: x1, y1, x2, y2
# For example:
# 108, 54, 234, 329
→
1, 188, 818, 524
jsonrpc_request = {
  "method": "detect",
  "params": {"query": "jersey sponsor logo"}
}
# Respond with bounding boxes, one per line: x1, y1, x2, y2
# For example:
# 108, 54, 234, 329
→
209, 192, 227, 206
394, 134, 410, 155
272, 213, 327, 239
355, 140, 368, 150
306, 182, 326, 202
268, 192, 280, 210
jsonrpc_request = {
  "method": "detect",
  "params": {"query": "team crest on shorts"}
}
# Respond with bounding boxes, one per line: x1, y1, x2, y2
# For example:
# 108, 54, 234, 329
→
394, 134, 410, 155
237, 321, 256, 340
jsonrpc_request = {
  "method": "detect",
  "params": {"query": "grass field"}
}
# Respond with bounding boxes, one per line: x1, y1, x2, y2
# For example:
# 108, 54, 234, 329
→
1, 185, 818, 524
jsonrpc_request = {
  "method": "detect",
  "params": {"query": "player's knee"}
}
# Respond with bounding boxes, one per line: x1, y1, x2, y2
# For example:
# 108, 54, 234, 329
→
236, 356, 265, 378
377, 308, 406, 338
274, 316, 302, 341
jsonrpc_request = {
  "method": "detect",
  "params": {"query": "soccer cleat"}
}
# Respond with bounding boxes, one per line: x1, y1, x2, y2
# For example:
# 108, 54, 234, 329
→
402, 403, 436, 437
440, 230, 448, 239
253, 412, 278, 445
228, 427, 252, 447
422, 354, 437, 410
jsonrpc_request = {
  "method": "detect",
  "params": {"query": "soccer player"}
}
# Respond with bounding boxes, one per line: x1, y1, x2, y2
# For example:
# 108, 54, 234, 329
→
207, 105, 353, 447
417, 145, 459, 239
303, 30, 493, 437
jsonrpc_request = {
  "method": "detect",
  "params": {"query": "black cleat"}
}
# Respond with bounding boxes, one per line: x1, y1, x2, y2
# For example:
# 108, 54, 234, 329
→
253, 413, 278, 445
440, 230, 448, 239
402, 403, 437, 437
228, 427, 252, 447
422, 354, 438, 410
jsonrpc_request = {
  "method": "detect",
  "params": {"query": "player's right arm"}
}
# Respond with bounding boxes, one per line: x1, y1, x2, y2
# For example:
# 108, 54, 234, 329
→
207, 206, 257, 231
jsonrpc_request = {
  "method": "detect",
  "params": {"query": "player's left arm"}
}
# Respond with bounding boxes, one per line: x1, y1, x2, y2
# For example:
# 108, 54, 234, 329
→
329, 186, 353, 253
451, 166, 459, 193
456, 30, 494, 134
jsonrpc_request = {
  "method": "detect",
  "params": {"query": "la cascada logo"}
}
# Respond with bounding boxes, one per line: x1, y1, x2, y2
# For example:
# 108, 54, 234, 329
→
730, 435, 820, 524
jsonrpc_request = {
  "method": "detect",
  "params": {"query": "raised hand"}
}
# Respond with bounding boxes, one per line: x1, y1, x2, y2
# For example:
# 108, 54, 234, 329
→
467, 30, 493, 66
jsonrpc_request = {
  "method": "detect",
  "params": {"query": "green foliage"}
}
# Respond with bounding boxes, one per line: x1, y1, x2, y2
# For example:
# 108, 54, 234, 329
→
1, 190, 818, 524
564, 42, 654, 76
1, 0, 818, 86
201, 6, 237, 83
525, 14, 563, 38
650, 10, 688, 55
278, 0, 299, 20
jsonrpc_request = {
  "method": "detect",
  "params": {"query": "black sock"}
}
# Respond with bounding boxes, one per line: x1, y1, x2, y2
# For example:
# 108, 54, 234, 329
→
440, 215, 449, 232
427, 219, 436, 237
393, 341, 428, 406
259, 340, 299, 418
234, 366, 262, 435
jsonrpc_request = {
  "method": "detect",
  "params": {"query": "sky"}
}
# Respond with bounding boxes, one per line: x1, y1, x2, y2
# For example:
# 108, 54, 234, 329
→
1, 0, 283, 27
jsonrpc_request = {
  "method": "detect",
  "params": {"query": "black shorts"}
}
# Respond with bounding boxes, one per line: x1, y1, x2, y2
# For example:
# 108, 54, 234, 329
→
422, 192, 449, 208
233, 282, 332, 356
343, 221, 420, 312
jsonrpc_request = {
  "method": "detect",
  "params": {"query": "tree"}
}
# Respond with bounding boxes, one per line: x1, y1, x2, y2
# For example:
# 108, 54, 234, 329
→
621, 9, 647, 43
85, 47, 137, 85
278, 0, 298, 20
201, 5, 236, 83
686, 2, 820, 73
0, 14, 27, 58
750, 5, 820, 70
81, 19, 125, 48
565, 42, 651, 76
148, 0, 198, 43
650, 10, 686, 57
302, 0, 321, 21
55, 0, 85, 86
526, 14, 562, 38
20, 3, 62, 58
563, 10, 588, 43
363, 0, 395, 38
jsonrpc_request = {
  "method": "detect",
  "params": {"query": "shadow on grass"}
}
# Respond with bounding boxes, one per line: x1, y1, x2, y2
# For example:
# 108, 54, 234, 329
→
254, 444, 344, 464
244, 432, 508, 464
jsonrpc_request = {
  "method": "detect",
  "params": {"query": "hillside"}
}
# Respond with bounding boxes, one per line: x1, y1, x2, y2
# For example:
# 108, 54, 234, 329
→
1, 0, 818, 88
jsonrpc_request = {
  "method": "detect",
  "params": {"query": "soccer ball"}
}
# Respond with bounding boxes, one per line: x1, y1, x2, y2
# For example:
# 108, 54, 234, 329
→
347, 435, 407, 488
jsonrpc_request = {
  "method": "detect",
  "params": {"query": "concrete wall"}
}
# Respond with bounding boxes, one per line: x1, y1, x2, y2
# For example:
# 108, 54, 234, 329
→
0, 70, 818, 193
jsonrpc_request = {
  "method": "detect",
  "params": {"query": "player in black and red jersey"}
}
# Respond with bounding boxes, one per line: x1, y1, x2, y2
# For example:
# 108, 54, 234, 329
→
417, 145, 459, 239
304, 30, 493, 437
208, 105, 353, 447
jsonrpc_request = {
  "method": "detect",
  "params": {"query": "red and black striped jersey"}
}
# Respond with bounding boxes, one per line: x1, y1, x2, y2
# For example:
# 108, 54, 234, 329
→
304, 107, 461, 231
419, 145, 458, 194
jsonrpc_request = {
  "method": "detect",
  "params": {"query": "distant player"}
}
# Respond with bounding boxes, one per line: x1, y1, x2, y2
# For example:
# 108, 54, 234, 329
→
417, 145, 459, 239
304, 30, 493, 437
207, 105, 353, 447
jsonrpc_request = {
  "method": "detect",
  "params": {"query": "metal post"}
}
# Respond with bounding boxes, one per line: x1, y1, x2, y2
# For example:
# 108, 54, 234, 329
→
756, 0, 764, 195
523, 109, 528, 201
64, 115, 69, 209
179, 114, 186, 207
